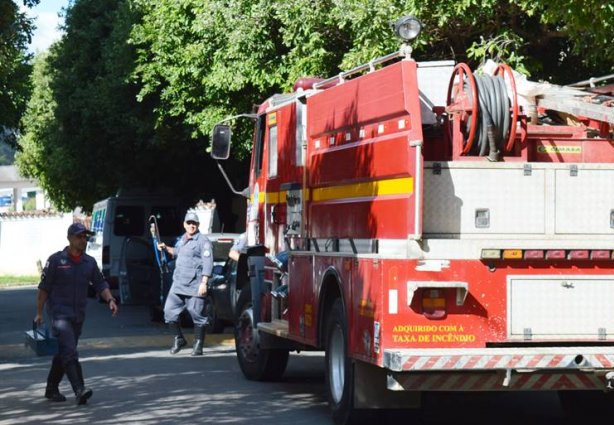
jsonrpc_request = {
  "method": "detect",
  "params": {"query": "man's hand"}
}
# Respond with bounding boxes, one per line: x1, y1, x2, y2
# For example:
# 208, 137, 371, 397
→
108, 299, 119, 317
198, 282, 207, 297
157, 243, 166, 251
34, 313, 43, 325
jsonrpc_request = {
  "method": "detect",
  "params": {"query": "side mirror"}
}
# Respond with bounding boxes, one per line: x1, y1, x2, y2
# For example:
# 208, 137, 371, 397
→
211, 124, 232, 160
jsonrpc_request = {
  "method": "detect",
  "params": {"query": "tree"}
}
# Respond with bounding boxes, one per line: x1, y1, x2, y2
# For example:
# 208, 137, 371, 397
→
18, 0, 614, 212
18, 0, 240, 217
130, 0, 613, 159
0, 0, 40, 149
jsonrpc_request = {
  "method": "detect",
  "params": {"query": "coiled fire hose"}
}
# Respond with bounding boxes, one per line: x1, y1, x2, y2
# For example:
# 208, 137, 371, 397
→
466, 74, 511, 159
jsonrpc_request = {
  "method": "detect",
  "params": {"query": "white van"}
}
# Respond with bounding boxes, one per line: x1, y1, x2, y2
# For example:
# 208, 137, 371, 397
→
86, 195, 220, 303
86, 195, 182, 298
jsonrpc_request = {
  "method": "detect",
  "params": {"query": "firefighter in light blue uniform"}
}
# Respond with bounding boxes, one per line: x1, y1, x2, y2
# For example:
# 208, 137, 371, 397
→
159, 211, 213, 356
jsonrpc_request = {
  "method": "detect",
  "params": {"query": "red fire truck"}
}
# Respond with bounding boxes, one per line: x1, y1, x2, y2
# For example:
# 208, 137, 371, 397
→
211, 16, 614, 425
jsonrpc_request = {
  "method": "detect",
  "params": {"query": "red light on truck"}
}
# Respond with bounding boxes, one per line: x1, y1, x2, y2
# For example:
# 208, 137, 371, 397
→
422, 289, 446, 319
568, 250, 589, 260
545, 250, 565, 260
590, 250, 610, 260
524, 250, 544, 260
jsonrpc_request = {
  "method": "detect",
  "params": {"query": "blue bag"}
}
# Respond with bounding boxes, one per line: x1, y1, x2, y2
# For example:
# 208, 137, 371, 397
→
24, 321, 58, 356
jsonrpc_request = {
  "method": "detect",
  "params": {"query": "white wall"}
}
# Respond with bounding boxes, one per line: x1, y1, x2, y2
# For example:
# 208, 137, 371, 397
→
0, 214, 73, 275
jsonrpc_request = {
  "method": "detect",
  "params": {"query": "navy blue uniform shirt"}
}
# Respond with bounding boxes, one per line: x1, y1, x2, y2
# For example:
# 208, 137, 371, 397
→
38, 248, 109, 321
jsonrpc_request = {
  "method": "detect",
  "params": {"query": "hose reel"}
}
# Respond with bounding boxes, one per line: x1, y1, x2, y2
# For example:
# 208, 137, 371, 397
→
446, 63, 519, 158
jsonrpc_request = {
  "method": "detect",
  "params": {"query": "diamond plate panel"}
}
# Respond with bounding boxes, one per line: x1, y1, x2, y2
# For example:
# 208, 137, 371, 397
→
423, 166, 546, 234
555, 169, 614, 234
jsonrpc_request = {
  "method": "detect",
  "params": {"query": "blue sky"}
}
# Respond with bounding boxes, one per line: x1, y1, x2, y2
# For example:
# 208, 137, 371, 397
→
23, 0, 69, 52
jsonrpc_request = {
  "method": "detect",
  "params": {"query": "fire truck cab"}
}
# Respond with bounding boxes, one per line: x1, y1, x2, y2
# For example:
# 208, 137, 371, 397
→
211, 16, 614, 425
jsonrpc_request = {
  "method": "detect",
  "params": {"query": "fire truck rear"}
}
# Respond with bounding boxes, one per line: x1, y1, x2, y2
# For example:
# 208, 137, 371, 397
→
211, 16, 614, 425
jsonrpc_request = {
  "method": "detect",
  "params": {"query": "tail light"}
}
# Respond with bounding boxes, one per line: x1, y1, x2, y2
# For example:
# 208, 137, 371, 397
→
422, 289, 446, 319
591, 250, 610, 260
545, 250, 565, 259
568, 250, 589, 260
524, 250, 544, 260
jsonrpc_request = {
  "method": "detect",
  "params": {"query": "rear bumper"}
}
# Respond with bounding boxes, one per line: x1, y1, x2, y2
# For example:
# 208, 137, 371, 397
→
384, 347, 614, 392
384, 347, 614, 372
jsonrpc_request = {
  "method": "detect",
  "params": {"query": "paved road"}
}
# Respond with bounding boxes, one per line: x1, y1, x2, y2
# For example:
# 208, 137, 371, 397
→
0, 286, 593, 425
0, 286, 329, 425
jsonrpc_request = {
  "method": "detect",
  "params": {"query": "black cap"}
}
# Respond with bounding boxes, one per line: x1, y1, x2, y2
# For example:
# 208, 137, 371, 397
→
67, 223, 94, 237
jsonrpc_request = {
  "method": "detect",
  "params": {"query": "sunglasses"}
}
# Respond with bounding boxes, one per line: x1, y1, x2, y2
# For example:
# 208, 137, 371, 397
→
74, 233, 90, 240
186, 221, 199, 226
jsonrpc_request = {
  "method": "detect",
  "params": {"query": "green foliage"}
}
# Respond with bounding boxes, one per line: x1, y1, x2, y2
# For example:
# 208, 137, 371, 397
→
16, 0, 614, 213
130, 0, 613, 160
0, 0, 40, 143
18, 0, 240, 212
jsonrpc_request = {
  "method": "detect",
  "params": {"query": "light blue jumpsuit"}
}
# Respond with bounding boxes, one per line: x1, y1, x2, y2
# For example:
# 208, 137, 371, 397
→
163, 232, 213, 326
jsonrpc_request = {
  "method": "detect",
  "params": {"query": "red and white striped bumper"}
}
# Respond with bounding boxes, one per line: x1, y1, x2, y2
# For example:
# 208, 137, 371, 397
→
384, 347, 614, 372
384, 347, 614, 392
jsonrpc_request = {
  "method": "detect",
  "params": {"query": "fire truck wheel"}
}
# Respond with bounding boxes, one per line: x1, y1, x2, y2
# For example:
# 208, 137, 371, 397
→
325, 298, 376, 425
558, 390, 614, 418
234, 289, 289, 381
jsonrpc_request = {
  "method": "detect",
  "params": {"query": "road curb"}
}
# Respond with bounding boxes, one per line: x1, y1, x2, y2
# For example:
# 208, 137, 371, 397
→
1, 333, 235, 360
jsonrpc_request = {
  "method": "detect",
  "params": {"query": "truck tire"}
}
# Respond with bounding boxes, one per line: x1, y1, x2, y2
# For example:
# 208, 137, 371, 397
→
235, 289, 289, 381
558, 390, 614, 418
325, 298, 375, 425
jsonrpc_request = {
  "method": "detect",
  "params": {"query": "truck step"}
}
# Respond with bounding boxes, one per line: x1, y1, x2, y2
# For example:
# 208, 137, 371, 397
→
258, 319, 289, 338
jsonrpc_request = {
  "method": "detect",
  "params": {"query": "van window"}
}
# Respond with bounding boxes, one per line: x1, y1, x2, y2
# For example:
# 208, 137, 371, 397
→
254, 114, 266, 177
268, 125, 278, 178
295, 100, 306, 166
114, 206, 144, 236
92, 209, 105, 233
151, 206, 183, 237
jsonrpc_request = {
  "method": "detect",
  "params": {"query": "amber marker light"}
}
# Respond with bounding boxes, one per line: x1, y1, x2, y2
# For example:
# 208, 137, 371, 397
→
502, 249, 523, 259
422, 289, 446, 319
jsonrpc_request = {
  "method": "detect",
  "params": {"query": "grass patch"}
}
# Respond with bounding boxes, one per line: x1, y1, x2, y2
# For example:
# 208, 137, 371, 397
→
0, 275, 39, 287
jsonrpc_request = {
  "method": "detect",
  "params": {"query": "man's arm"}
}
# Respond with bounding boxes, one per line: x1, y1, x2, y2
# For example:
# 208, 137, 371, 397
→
228, 249, 240, 262
228, 233, 246, 261
90, 262, 118, 316
34, 289, 48, 325
158, 243, 175, 257
99, 288, 118, 316
198, 239, 214, 297
35, 255, 54, 325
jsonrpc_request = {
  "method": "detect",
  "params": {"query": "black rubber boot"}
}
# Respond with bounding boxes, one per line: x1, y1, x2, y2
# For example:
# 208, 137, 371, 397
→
191, 325, 206, 356
65, 361, 93, 405
169, 322, 186, 355
44, 355, 66, 402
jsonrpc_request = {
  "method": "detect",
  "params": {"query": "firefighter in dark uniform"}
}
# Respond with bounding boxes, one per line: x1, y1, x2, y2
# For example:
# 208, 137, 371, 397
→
34, 223, 118, 404
158, 212, 213, 356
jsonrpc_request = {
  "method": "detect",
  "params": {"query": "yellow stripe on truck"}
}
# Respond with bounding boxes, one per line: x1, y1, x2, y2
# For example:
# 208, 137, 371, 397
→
311, 177, 413, 202
253, 178, 412, 205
